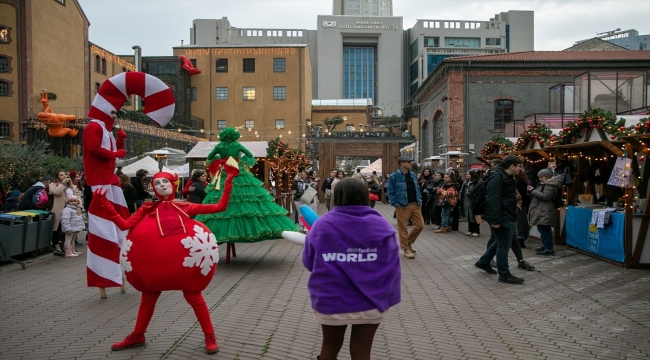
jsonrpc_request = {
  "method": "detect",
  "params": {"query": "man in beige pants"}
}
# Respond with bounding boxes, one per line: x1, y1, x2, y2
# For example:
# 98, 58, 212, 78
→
387, 156, 424, 259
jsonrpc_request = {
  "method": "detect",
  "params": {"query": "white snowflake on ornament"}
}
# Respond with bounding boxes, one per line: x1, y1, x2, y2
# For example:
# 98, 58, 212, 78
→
181, 225, 219, 276
121, 238, 133, 273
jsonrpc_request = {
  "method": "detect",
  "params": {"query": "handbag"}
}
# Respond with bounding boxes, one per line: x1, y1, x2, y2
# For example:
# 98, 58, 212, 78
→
369, 193, 379, 201
607, 157, 634, 188
300, 186, 318, 203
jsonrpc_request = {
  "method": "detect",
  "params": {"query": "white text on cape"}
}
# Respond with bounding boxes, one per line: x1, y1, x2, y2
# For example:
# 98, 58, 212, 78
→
322, 253, 377, 262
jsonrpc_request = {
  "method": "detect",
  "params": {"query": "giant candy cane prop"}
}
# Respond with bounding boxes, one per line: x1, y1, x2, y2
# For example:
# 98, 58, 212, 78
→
85, 72, 175, 294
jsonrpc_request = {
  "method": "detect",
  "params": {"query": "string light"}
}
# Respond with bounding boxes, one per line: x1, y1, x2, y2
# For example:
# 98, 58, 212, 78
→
90, 45, 136, 71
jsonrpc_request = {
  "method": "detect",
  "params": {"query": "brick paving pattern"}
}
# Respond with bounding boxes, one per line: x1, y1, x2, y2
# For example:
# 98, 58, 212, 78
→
1, 203, 649, 359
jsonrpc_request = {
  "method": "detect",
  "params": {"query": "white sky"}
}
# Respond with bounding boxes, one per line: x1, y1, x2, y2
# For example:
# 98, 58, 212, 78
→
78, 0, 650, 56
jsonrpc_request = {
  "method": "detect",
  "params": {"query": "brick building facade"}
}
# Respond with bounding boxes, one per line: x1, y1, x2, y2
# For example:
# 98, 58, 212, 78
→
411, 51, 650, 169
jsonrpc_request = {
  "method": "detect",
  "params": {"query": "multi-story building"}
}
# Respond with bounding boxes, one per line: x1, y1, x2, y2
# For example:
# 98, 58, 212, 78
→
172, 44, 312, 149
332, 0, 392, 16
0, 0, 89, 143
89, 43, 136, 115
406, 10, 534, 99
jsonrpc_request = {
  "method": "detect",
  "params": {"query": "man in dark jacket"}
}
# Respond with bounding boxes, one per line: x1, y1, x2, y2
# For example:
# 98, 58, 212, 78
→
428, 172, 444, 229
474, 155, 525, 284
320, 169, 337, 211
131, 169, 149, 209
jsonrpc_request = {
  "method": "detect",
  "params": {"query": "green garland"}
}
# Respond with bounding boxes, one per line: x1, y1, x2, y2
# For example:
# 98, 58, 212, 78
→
514, 123, 552, 151
550, 108, 628, 145
480, 135, 514, 156
266, 138, 306, 160
629, 116, 650, 135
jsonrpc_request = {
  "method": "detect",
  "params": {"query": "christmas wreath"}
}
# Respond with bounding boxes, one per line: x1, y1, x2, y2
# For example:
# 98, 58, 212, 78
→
550, 108, 628, 145
480, 135, 514, 156
514, 123, 552, 151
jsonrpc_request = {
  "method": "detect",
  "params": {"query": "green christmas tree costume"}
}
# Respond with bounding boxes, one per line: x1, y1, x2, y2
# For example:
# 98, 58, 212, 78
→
196, 129, 298, 243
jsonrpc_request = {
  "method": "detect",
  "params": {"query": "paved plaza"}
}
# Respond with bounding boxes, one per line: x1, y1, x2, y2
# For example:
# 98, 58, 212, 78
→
1, 203, 650, 359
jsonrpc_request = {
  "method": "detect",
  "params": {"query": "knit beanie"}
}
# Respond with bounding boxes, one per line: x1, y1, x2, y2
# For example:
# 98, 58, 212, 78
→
538, 168, 553, 179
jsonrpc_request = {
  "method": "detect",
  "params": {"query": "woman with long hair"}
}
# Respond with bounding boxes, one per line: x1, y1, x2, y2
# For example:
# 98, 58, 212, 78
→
50, 170, 74, 255
303, 178, 401, 360
329, 170, 345, 210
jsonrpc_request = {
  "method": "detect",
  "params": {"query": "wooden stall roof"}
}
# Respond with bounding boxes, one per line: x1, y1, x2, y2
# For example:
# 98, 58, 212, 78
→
620, 133, 650, 157
185, 141, 269, 159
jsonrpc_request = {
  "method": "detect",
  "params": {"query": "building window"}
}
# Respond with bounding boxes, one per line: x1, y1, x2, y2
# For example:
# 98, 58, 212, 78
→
95, 55, 101, 72
424, 37, 439, 48
445, 37, 480, 48
242, 86, 255, 100
217, 120, 227, 129
245, 120, 254, 129
186, 87, 197, 101
273, 58, 286, 72
0, 122, 9, 137
216, 87, 228, 100
344, 46, 375, 103
0, 26, 10, 43
486, 38, 501, 46
243, 58, 255, 73
190, 59, 197, 68
0, 80, 11, 96
275, 119, 285, 129
216, 58, 228, 72
95, 82, 101, 94
346, 124, 354, 131
122, 67, 127, 72
273, 86, 286, 100
0, 56, 9, 72
410, 40, 418, 62
53, 0, 65, 5
101, 58, 107, 75
494, 100, 513, 131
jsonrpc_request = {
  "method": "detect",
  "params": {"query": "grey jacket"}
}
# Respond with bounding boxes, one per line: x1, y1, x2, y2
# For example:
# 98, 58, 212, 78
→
60, 205, 85, 233
528, 174, 563, 227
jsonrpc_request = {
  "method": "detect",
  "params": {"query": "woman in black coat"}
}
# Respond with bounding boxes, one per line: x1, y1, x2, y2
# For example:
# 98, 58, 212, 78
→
189, 170, 207, 204
119, 174, 137, 214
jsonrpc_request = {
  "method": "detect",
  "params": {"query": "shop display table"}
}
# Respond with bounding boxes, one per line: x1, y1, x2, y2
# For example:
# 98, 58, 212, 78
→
566, 206, 625, 263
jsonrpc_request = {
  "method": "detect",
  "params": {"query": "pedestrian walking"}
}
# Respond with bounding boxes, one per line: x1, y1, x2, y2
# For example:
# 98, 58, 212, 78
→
528, 168, 564, 256
387, 155, 423, 259
474, 155, 526, 284
303, 177, 401, 360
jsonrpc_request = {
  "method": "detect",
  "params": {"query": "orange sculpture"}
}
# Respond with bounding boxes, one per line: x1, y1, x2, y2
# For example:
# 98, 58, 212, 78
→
37, 90, 79, 137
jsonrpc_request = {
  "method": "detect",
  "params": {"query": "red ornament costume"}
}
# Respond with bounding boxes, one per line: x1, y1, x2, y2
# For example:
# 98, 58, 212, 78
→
92, 168, 238, 354
84, 72, 175, 293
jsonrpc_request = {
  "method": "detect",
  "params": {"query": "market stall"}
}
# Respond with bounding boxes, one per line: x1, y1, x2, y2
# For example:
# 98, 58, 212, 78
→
540, 109, 650, 268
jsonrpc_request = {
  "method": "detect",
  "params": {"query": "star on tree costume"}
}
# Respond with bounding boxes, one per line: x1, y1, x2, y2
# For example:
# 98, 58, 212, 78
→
196, 128, 298, 243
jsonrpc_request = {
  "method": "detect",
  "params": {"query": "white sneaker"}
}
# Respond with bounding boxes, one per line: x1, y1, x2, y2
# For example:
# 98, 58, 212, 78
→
472, 233, 480, 237
431, 225, 441, 230
465, 232, 472, 236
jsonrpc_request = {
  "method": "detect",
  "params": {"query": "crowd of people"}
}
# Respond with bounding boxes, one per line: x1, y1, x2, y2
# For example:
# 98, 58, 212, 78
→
0, 167, 158, 257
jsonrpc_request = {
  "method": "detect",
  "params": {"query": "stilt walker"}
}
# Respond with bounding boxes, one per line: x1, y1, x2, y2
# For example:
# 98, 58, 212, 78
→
83, 72, 175, 298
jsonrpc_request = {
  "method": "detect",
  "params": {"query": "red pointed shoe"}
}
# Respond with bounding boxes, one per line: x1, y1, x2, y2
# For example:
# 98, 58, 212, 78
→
111, 333, 146, 351
205, 332, 219, 354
